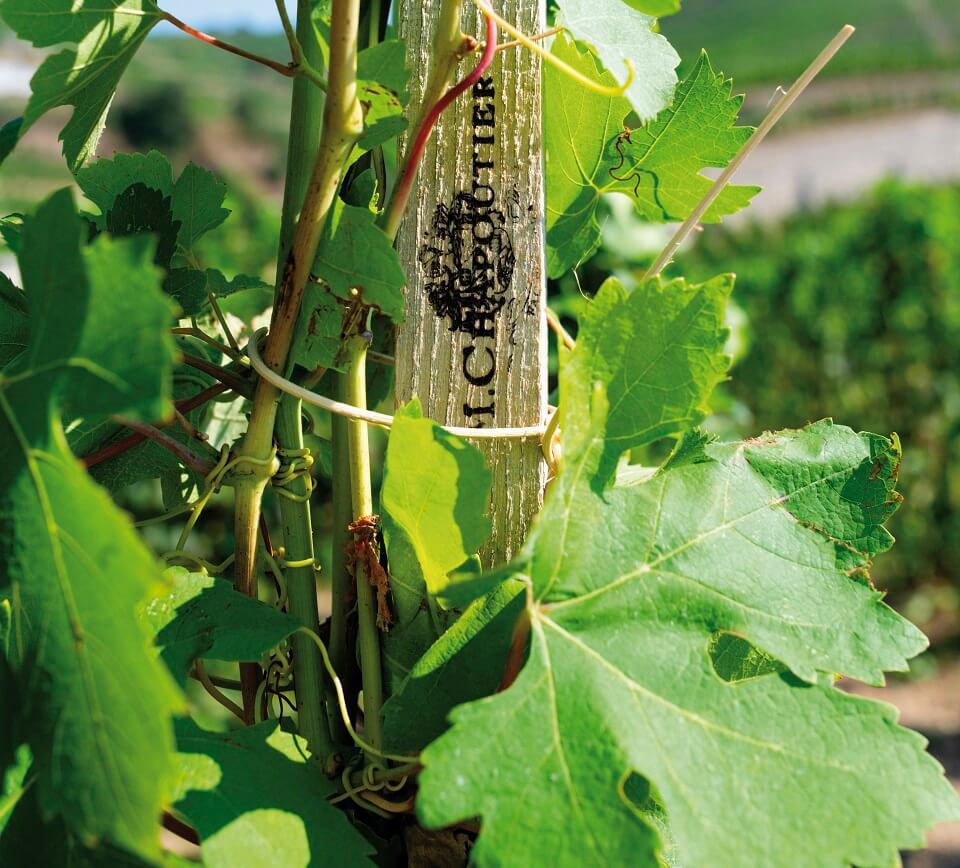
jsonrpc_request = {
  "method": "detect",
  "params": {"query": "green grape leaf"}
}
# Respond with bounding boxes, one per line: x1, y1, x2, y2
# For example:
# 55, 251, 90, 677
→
0, 0, 163, 171
562, 274, 731, 490
0, 215, 22, 252
419, 424, 958, 866
172, 719, 374, 868
0, 118, 22, 166
383, 400, 492, 598
146, 568, 300, 685
104, 183, 181, 265
554, 0, 679, 121
379, 401, 493, 690
358, 39, 410, 103
544, 36, 758, 277
75, 150, 174, 211
164, 267, 209, 315
77, 152, 230, 257
0, 785, 164, 868
0, 272, 28, 369
77, 154, 234, 314
206, 268, 272, 300
0, 190, 182, 859
206, 269, 273, 330
744, 426, 903, 574
313, 201, 405, 321
622, 0, 680, 16
383, 579, 525, 753
417, 270, 958, 865
204, 394, 250, 451
357, 39, 410, 151
171, 163, 230, 252
290, 285, 345, 373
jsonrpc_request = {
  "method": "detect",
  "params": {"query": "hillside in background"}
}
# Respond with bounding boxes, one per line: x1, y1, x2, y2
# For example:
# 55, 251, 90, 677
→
663, 0, 960, 83
2, 0, 960, 219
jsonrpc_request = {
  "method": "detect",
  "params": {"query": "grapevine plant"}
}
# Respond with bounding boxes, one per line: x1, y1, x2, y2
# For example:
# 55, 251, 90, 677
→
0, 0, 957, 865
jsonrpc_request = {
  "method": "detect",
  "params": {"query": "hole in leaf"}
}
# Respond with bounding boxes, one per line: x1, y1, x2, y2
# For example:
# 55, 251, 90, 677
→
708, 633, 786, 683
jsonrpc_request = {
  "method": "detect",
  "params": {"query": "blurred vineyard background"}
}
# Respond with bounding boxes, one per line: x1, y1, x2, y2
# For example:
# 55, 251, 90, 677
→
2, 1, 960, 862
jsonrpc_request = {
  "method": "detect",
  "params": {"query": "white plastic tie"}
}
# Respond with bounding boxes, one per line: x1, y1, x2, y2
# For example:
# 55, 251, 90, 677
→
247, 328, 551, 442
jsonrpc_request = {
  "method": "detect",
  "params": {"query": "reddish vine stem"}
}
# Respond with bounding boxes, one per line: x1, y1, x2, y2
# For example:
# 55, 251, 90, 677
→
109, 416, 215, 476
180, 354, 255, 397
82, 383, 227, 469
380, 14, 498, 240
259, 515, 274, 553
160, 12, 296, 77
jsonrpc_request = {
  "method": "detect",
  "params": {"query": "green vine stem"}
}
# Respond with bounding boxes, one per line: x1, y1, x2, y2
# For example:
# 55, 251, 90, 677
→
343, 333, 385, 754
233, 0, 364, 720
269, 0, 338, 766
328, 359, 358, 748
276, 404, 337, 762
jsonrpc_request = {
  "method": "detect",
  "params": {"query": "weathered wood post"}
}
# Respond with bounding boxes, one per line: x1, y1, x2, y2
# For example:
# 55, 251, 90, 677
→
395, 0, 548, 563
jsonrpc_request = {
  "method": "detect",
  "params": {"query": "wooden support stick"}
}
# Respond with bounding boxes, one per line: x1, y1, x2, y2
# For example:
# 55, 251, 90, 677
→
395, 0, 548, 564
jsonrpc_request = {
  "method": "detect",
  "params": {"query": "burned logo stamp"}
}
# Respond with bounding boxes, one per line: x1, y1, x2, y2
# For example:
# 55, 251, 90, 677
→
418, 189, 515, 337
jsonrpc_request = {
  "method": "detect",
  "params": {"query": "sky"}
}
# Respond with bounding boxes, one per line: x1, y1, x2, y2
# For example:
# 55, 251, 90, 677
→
158, 0, 290, 31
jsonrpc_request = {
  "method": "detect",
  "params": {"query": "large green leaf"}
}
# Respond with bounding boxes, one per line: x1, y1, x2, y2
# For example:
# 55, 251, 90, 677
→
417, 273, 959, 866
313, 201, 405, 322
0, 784, 164, 867
0, 776, 197, 867
0, 0, 163, 171
0, 190, 182, 858
544, 36, 758, 277
380, 401, 493, 690
172, 719, 373, 868
146, 568, 301, 686
554, 0, 679, 121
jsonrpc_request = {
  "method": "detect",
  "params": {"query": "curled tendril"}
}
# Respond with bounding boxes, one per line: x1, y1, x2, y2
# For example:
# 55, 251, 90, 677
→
272, 446, 316, 502
607, 127, 644, 197
260, 545, 289, 610
330, 761, 413, 817
296, 627, 414, 765
161, 551, 235, 575
474, 0, 633, 97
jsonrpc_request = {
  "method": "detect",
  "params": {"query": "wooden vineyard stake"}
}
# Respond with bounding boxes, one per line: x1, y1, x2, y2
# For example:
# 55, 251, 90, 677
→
395, 0, 548, 564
